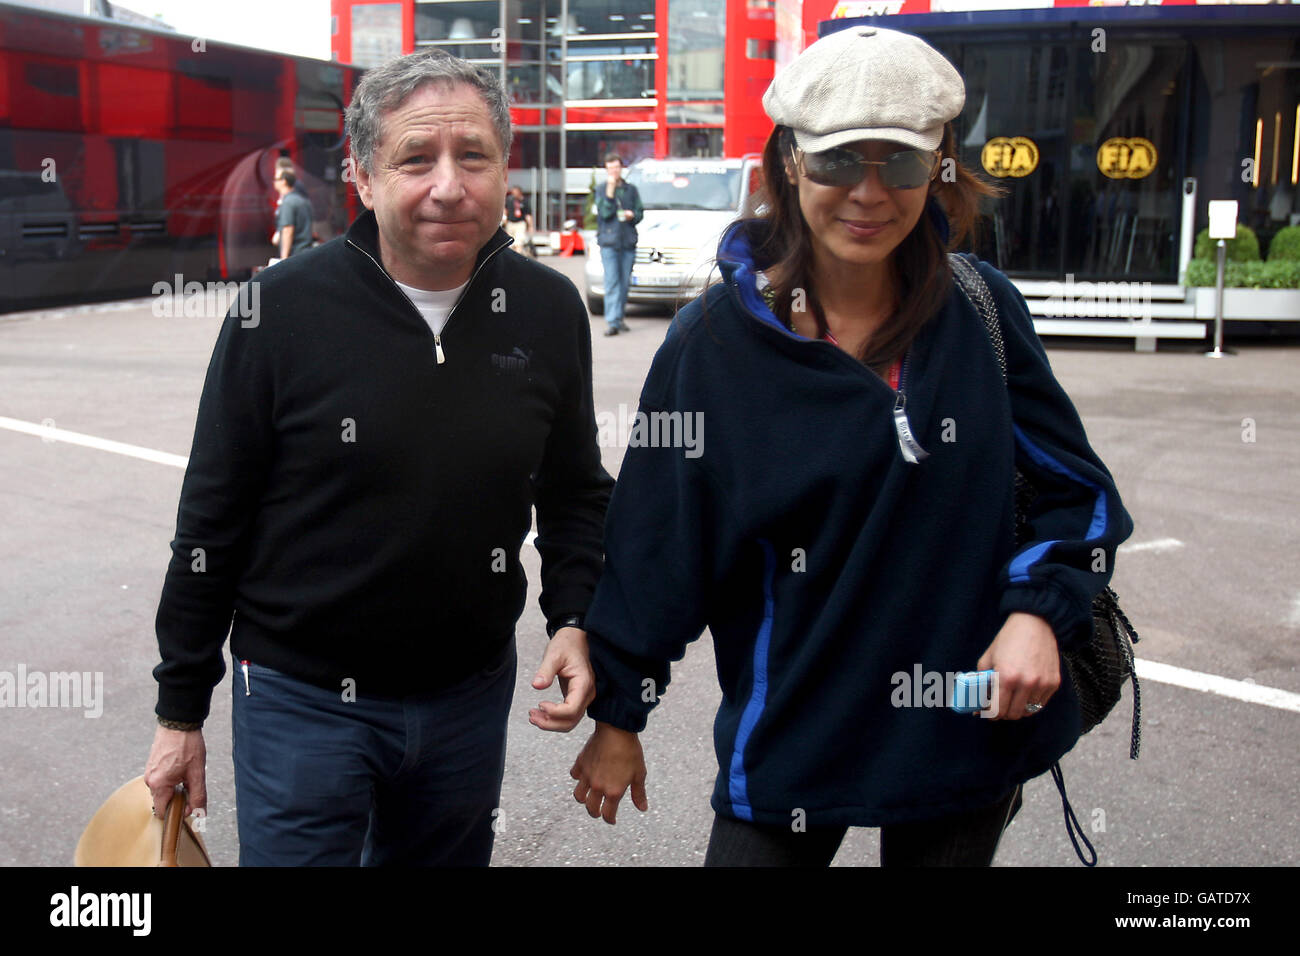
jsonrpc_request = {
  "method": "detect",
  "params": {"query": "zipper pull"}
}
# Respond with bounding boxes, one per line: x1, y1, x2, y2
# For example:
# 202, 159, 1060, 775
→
240, 660, 251, 696
433, 333, 445, 365
892, 392, 929, 464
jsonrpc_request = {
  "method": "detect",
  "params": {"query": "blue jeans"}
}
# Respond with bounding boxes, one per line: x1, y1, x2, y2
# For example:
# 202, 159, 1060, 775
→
230, 644, 516, 866
600, 244, 636, 328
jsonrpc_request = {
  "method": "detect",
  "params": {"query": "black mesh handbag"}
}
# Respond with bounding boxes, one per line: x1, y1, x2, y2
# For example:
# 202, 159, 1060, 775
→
950, 253, 1143, 865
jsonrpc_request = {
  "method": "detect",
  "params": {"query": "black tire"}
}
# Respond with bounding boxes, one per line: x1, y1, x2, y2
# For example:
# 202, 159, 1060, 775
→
586, 291, 604, 315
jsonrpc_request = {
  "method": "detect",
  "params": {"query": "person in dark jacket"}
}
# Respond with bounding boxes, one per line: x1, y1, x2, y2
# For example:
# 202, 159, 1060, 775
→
594, 153, 643, 336
569, 26, 1133, 866
143, 49, 613, 866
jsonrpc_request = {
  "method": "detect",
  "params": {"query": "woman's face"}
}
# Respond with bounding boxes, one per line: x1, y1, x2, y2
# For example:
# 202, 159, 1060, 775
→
787, 138, 934, 275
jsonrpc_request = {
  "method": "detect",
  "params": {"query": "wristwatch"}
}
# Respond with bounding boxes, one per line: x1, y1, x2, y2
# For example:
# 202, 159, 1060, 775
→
546, 614, 584, 638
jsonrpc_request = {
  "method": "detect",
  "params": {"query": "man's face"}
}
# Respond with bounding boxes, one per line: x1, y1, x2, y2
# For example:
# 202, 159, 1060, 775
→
355, 81, 507, 290
605, 158, 623, 181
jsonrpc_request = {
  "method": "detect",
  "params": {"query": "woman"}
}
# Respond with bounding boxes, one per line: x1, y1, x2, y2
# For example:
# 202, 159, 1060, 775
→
569, 26, 1133, 866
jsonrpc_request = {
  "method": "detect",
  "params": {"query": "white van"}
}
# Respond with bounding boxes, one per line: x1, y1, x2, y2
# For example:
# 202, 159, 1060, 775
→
584, 155, 762, 315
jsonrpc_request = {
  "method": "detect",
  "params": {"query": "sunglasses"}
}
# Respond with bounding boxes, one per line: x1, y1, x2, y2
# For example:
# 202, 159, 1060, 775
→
792, 145, 939, 190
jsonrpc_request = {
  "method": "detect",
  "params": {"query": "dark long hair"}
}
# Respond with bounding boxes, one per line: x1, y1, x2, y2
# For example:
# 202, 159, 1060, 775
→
749, 125, 1001, 374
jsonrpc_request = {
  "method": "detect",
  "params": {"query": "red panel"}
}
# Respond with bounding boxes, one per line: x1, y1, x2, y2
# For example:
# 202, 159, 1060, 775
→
9, 54, 83, 131
332, 0, 351, 62
565, 106, 657, 125
725, 0, 777, 158
95, 63, 173, 138
655, 0, 669, 157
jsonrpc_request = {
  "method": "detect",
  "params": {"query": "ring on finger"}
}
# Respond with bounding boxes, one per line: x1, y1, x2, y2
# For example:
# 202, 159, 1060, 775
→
1024, 702, 1044, 714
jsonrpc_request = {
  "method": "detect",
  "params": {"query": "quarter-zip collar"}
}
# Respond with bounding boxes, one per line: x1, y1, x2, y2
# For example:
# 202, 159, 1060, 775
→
717, 219, 929, 463
344, 207, 513, 286
344, 209, 514, 363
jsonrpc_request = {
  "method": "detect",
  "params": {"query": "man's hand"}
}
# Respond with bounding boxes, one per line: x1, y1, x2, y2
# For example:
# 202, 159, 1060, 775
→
570, 721, 648, 824
144, 725, 207, 818
529, 626, 596, 732
975, 612, 1061, 720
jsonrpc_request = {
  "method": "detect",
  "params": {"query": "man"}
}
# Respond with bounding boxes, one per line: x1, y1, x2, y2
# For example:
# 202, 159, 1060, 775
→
272, 167, 313, 259
144, 49, 613, 866
595, 153, 643, 336
503, 185, 535, 257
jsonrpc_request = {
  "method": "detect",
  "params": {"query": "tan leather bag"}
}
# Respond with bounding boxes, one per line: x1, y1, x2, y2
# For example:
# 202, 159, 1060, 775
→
74, 775, 212, 867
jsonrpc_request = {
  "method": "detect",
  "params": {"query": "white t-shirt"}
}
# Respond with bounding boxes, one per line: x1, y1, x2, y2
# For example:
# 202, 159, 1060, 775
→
394, 278, 469, 337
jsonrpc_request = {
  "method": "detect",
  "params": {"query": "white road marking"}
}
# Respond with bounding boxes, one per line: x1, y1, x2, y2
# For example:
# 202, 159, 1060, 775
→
0, 416, 187, 469
1119, 537, 1184, 554
1136, 659, 1300, 714
8, 416, 1300, 713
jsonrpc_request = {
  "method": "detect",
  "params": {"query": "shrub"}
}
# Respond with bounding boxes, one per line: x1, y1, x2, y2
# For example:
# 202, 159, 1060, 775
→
1267, 225, 1300, 261
1185, 258, 1300, 288
1193, 224, 1261, 262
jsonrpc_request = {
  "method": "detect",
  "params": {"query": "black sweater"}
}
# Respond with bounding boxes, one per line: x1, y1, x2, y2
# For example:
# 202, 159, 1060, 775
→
584, 221, 1133, 826
154, 211, 613, 724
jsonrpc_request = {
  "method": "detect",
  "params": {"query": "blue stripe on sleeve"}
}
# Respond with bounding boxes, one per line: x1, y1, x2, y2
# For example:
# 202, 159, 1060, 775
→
1008, 424, 1109, 583
727, 539, 777, 821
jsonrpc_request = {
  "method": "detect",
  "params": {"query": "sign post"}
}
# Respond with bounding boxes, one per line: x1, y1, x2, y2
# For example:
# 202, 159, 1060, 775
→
1205, 200, 1238, 359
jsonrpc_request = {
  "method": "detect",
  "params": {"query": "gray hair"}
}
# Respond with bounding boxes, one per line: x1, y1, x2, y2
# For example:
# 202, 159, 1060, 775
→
344, 49, 513, 173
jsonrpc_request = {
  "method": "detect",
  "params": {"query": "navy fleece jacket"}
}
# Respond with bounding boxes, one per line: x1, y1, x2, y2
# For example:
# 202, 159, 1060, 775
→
584, 220, 1133, 827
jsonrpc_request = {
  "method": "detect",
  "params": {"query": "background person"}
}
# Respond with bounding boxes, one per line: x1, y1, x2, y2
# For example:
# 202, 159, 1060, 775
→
503, 185, 536, 257
272, 168, 313, 260
594, 153, 642, 336
569, 26, 1133, 866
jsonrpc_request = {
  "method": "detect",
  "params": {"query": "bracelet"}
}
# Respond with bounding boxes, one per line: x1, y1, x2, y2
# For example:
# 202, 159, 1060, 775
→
157, 716, 202, 732
546, 614, 584, 638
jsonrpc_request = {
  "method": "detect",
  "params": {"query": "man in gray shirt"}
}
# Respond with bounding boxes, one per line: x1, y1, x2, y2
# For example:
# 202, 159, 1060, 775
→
273, 169, 313, 258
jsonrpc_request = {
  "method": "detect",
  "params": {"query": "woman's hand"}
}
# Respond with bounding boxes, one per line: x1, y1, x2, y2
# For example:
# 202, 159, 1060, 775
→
975, 612, 1061, 720
570, 721, 648, 824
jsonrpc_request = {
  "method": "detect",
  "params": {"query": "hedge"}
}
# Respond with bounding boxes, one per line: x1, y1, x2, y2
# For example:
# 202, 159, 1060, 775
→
1185, 258, 1300, 288
1267, 225, 1300, 261
1193, 224, 1261, 262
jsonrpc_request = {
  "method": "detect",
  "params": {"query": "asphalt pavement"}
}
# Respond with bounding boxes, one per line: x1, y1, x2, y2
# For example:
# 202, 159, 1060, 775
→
1, 252, 1296, 867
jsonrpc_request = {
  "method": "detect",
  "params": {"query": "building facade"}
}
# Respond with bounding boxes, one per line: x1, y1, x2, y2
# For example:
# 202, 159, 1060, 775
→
330, 0, 777, 228
329, 0, 1300, 287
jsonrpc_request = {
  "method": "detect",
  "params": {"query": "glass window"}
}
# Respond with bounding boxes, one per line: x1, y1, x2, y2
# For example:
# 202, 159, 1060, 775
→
566, 129, 654, 168
352, 2, 403, 68
416, 1, 499, 42
666, 102, 723, 124
954, 42, 1070, 276
566, 58, 654, 100
668, 128, 724, 158
627, 161, 741, 209
507, 64, 564, 104
1068, 39, 1186, 280
561, 0, 655, 38
668, 0, 725, 101
1189, 34, 1300, 255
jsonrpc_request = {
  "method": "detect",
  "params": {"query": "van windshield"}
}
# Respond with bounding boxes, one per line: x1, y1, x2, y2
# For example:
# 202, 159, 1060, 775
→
627, 164, 741, 211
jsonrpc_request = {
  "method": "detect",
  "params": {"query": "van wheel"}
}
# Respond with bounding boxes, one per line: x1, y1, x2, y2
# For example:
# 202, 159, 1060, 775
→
586, 292, 604, 315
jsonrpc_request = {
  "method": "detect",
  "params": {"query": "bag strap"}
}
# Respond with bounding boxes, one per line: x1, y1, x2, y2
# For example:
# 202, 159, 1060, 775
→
949, 253, 1104, 866
948, 253, 1007, 381
1050, 762, 1097, 866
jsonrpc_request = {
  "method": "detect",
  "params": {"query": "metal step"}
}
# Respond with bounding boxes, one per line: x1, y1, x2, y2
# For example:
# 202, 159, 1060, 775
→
1032, 318, 1206, 339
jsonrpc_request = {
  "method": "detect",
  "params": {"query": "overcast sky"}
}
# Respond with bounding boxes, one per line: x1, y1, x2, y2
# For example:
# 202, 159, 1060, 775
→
116, 0, 333, 61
